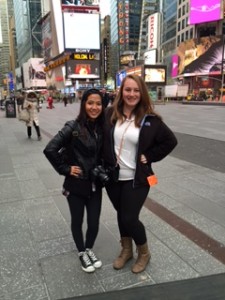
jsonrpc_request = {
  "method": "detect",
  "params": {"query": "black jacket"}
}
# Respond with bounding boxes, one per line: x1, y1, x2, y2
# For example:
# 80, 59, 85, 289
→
102, 108, 178, 188
43, 120, 103, 195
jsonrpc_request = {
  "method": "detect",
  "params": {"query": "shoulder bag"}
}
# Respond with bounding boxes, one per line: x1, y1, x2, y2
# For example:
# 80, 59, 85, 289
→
18, 108, 30, 122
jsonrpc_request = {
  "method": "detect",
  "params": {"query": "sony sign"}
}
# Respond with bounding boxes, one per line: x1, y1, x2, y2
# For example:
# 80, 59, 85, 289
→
147, 12, 160, 50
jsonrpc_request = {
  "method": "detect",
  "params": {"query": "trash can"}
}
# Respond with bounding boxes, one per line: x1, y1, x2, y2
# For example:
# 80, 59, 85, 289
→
5, 99, 16, 118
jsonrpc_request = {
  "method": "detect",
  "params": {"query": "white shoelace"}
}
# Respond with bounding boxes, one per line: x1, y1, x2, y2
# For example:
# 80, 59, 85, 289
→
83, 253, 92, 265
87, 250, 97, 261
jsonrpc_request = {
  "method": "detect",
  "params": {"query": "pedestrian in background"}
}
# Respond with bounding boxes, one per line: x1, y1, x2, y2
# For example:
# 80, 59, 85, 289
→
47, 95, 53, 109
102, 74, 177, 273
101, 88, 110, 108
23, 91, 42, 140
63, 95, 68, 107
43, 89, 105, 273
16, 91, 25, 113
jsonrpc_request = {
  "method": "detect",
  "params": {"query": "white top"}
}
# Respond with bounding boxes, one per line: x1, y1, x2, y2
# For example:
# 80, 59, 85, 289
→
114, 118, 140, 180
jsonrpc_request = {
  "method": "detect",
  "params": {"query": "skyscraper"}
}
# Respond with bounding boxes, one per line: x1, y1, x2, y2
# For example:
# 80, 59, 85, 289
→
13, 0, 43, 65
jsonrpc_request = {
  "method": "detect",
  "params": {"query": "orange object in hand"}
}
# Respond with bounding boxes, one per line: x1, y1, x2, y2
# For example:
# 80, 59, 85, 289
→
147, 174, 158, 187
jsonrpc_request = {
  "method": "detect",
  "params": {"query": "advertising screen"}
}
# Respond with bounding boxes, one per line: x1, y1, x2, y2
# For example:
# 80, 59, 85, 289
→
171, 55, 179, 78
23, 58, 47, 89
177, 36, 224, 76
144, 65, 167, 85
144, 50, 157, 65
147, 13, 160, 50
61, 0, 100, 6
189, 0, 223, 25
66, 59, 100, 79
63, 12, 100, 50
116, 70, 127, 88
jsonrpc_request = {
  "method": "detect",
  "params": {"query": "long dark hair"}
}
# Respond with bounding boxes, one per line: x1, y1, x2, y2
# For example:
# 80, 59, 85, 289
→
76, 89, 105, 127
111, 74, 162, 127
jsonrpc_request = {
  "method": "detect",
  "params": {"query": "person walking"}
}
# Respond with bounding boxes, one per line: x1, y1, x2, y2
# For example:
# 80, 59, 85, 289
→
47, 95, 53, 109
102, 74, 177, 273
63, 95, 68, 107
23, 91, 42, 140
43, 89, 105, 273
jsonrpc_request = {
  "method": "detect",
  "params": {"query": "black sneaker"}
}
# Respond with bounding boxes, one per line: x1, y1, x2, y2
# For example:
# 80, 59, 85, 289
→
79, 252, 95, 273
86, 249, 102, 268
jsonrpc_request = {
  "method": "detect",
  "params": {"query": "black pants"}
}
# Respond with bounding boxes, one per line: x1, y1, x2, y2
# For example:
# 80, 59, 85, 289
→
67, 189, 102, 252
106, 180, 149, 245
27, 121, 41, 137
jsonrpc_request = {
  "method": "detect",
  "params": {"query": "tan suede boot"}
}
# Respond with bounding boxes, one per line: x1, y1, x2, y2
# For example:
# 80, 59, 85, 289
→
131, 243, 151, 273
113, 237, 133, 270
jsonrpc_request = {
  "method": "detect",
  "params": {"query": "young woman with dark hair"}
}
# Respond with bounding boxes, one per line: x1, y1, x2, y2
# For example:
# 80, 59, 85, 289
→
44, 89, 105, 273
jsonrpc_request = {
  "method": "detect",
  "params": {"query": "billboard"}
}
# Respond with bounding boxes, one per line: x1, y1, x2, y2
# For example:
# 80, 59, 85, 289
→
120, 53, 136, 67
117, 1, 129, 51
61, 0, 100, 6
42, 12, 53, 62
116, 70, 127, 88
63, 12, 100, 50
144, 50, 157, 64
171, 55, 179, 78
23, 58, 47, 89
144, 65, 167, 85
177, 36, 224, 76
189, 0, 223, 25
66, 52, 100, 79
147, 12, 160, 50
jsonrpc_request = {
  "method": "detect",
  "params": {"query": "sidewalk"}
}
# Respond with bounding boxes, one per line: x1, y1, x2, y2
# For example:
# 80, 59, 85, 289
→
0, 102, 225, 300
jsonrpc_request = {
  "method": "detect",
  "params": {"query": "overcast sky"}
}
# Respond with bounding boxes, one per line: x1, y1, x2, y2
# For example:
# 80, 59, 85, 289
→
100, 0, 110, 18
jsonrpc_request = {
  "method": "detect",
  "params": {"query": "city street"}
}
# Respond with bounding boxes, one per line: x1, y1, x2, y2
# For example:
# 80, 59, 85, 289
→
0, 101, 225, 300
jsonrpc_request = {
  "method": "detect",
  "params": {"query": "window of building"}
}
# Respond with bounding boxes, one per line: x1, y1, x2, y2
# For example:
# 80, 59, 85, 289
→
178, 8, 181, 18
182, 19, 185, 30
181, 32, 184, 42
185, 30, 188, 40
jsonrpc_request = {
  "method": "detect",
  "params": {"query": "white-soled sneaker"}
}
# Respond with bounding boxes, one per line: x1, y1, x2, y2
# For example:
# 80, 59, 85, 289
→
79, 252, 95, 273
86, 249, 102, 268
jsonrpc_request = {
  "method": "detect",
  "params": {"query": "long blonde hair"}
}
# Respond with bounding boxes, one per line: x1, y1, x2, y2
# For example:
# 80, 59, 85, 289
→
111, 74, 161, 127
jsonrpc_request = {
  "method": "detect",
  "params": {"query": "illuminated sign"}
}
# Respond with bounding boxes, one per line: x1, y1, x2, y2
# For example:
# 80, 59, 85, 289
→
171, 55, 179, 78
44, 55, 70, 72
61, 0, 100, 6
66, 59, 100, 79
126, 66, 142, 76
63, 12, 100, 50
117, 1, 129, 49
177, 36, 223, 76
144, 50, 157, 64
72, 53, 95, 60
144, 65, 167, 85
147, 12, 160, 50
189, 0, 223, 25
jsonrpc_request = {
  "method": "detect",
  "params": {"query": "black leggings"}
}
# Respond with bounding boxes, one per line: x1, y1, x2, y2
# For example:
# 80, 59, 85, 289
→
27, 121, 41, 137
106, 180, 149, 245
67, 190, 102, 252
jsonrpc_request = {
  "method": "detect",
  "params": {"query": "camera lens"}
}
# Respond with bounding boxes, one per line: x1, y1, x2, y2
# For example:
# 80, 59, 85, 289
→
98, 172, 109, 183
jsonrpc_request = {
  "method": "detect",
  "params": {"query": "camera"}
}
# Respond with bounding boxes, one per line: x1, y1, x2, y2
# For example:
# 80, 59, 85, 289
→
90, 165, 110, 185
